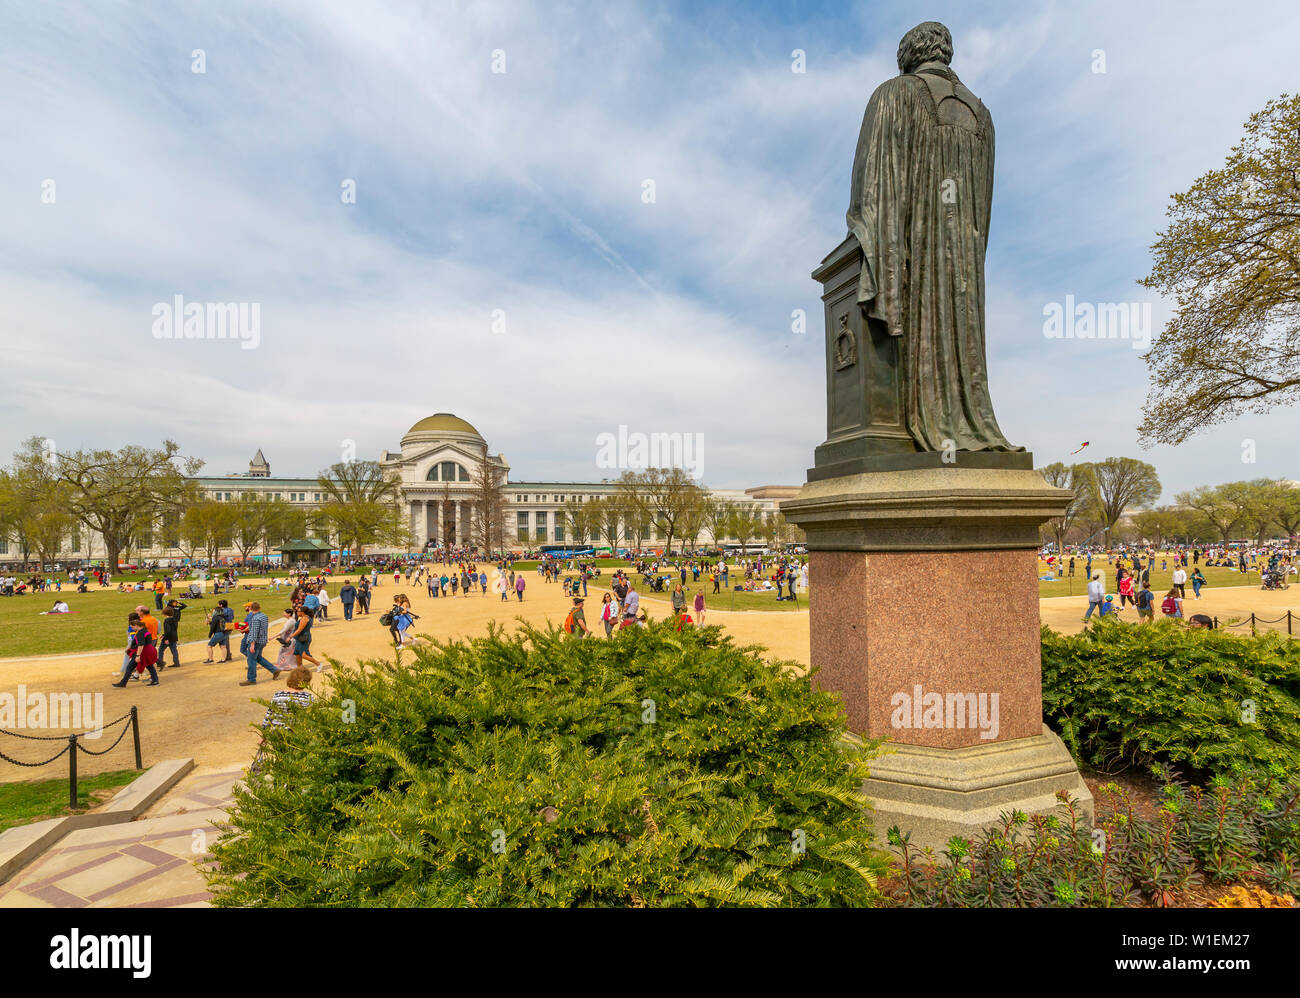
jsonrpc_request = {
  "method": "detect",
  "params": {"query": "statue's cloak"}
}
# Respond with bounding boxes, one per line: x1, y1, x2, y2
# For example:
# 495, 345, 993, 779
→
847, 66, 1021, 452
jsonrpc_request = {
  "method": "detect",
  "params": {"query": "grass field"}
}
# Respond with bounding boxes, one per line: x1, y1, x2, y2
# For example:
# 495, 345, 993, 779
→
0, 768, 140, 832
1034, 560, 1276, 599
0, 575, 294, 658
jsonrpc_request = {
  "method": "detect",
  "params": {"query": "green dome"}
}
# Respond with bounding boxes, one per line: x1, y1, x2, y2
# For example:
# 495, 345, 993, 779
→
406, 413, 482, 437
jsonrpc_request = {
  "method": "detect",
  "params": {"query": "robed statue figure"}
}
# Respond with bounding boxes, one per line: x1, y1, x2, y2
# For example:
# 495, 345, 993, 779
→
847, 21, 1022, 453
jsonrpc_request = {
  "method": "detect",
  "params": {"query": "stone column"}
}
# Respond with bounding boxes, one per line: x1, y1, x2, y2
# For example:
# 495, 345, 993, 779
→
453, 501, 461, 547
782, 465, 1092, 850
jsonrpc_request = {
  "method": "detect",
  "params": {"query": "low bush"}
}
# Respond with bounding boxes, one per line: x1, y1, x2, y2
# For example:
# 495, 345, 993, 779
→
1041, 620, 1300, 774
891, 764, 1300, 907
207, 622, 889, 907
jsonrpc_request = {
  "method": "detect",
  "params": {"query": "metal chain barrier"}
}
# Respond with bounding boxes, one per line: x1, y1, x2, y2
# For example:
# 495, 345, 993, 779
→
0, 706, 144, 809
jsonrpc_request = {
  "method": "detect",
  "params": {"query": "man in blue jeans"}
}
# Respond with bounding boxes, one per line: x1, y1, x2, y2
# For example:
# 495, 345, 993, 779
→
1082, 573, 1104, 621
339, 579, 357, 620
239, 602, 280, 686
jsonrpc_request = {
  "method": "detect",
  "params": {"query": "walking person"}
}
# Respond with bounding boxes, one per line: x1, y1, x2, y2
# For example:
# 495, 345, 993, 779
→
1172, 565, 1187, 600
600, 592, 617, 637
565, 596, 590, 638
1082, 573, 1104, 622
621, 581, 640, 628
203, 600, 234, 663
239, 602, 281, 686
158, 605, 181, 668
339, 579, 356, 620
357, 576, 371, 615
288, 602, 324, 671
1191, 567, 1206, 599
693, 588, 706, 625
671, 582, 687, 622
273, 608, 299, 673
515, 574, 526, 601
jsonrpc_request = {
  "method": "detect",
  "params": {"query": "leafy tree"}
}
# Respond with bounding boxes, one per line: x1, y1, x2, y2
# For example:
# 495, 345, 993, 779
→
616, 468, 705, 558
17, 438, 200, 571
317, 460, 404, 556
561, 499, 593, 548
1040, 462, 1090, 554
469, 445, 508, 553
1176, 482, 1251, 545
596, 495, 625, 554
701, 497, 734, 549
1139, 94, 1300, 444
1080, 458, 1161, 545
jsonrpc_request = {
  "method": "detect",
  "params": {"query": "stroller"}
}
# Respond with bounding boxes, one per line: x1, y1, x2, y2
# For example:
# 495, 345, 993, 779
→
1261, 569, 1289, 590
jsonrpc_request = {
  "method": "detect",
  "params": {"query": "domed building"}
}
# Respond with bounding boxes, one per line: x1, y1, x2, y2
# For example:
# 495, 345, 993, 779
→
378, 413, 510, 548
21, 412, 797, 564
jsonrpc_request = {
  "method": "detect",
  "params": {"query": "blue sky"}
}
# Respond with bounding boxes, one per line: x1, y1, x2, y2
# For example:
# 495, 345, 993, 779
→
2, 0, 1297, 499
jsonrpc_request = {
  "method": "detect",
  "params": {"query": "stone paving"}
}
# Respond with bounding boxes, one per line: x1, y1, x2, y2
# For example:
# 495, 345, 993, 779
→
0, 766, 242, 908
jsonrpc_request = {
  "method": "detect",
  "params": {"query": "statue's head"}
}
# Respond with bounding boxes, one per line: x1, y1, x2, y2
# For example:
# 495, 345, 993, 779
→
897, 21, 952, 74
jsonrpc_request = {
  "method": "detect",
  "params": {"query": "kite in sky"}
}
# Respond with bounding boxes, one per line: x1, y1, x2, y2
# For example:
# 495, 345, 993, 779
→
1069, 441, 1090, 455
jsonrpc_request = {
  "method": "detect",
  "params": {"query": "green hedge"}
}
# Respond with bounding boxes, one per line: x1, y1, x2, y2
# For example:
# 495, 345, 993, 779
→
207, 623, 888, 907
1041, 620, 1300, 774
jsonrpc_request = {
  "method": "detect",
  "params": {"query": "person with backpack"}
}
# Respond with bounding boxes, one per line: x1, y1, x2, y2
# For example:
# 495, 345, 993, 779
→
1135, 582, 1156, 623
1160, 588, 1183, 619
564, 597, 589, 638
1190, 567, 1206, 599
203, 599, 234, 663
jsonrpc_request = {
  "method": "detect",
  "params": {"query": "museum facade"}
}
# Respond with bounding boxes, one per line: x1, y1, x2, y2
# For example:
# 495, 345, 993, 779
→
9, 413, 795, 563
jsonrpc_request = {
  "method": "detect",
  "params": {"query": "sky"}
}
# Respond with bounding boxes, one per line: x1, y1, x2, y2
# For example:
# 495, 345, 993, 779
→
2, 0, 1297, 500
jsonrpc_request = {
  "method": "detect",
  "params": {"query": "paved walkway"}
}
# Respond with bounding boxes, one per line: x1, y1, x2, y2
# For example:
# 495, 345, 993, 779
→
0, 766, 241, 908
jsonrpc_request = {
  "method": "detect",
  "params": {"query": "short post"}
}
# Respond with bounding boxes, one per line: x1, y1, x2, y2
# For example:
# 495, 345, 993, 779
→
131, 705, 142, 769
67, 734, 78, 811
1251, 612, 1257, 636
1289, 610, 1293, 636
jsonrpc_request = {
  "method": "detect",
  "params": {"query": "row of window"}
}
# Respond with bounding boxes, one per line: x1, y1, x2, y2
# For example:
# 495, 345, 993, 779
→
514, 494, 603, 504
209, 491, 321, 503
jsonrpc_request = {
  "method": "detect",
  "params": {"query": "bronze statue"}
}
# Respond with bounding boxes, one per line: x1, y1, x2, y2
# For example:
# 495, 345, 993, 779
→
845, 21, 1021, 454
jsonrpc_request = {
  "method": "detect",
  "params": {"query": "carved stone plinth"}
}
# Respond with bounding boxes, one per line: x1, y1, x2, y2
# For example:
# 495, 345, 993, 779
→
782, 466, 1093, 849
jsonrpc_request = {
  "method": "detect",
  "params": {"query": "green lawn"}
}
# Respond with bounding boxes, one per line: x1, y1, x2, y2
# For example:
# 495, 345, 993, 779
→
0, 768, 141, 831
0, 574, 296, 658
1035, 561, 1272, 599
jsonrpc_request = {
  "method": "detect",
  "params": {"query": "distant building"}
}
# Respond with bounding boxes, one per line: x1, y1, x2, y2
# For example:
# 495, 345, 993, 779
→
4, 413, 799, 564
248, 449, 270, 477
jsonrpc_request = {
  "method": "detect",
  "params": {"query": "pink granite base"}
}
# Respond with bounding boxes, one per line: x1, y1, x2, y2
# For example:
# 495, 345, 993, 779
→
809, 549, 1043, 748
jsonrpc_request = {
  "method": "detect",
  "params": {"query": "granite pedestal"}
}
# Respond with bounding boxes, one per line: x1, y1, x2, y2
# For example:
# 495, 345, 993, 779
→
781, 465, 1093, 849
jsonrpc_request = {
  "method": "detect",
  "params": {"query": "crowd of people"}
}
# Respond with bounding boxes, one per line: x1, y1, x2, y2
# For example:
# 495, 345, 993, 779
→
1060, 543, 1300, 628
